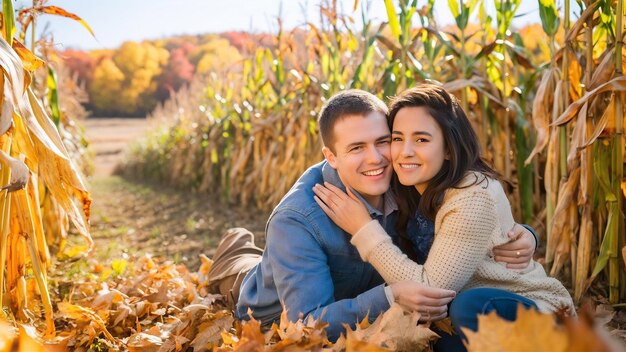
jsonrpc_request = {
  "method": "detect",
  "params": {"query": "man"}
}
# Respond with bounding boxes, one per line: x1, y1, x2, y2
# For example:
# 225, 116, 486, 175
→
206, 89, 536, 341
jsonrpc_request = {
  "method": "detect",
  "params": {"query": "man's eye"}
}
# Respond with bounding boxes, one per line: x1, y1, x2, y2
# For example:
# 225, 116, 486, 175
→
378, 140, 390, 145
350, 146, 363, 152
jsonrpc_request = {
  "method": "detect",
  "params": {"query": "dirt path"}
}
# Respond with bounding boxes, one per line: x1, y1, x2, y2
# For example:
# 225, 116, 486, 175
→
83, 117, 268, 269
84, 118, 151, 177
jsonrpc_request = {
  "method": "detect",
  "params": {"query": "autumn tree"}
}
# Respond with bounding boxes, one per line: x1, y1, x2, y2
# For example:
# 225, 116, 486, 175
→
89, 41, 169, 116
194, 37, 242, 75
61, 49, 98, 85
89, 57, 125, 115
155, 43, 196, 101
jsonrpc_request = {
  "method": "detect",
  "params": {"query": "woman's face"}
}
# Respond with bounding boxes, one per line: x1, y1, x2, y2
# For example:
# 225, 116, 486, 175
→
391, 106, 447, 194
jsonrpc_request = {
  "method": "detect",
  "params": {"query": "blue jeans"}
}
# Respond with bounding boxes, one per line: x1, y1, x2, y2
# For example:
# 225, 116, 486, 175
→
435, 288, 538, 352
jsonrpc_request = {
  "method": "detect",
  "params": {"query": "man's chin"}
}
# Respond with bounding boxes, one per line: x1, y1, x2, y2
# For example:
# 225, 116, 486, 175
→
358, 184, 390, 198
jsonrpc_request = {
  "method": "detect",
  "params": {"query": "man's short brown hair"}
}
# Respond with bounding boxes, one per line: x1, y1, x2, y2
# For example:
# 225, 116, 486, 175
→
318, 90, 388, 152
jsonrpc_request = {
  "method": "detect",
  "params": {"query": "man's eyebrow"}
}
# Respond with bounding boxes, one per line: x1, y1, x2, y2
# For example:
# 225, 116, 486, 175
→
344, 135, 390, 150
345, 141, 365, 150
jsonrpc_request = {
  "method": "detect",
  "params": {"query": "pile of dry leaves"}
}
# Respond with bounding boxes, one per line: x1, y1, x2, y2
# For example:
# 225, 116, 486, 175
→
0, 254, 624, 351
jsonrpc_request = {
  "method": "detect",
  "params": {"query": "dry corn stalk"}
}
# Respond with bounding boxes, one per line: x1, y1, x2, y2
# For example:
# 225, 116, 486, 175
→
0, 34, 92, 337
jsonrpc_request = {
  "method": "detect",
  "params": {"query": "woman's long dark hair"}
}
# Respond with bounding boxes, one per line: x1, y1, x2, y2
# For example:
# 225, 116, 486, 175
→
390, 84, 501, 242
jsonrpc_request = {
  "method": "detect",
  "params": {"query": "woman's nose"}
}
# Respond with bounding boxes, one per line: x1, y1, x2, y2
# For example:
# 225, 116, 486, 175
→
401, 142, 415, 157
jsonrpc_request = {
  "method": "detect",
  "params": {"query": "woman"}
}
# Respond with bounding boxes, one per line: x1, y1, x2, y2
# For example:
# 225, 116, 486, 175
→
312, 84, 574, 346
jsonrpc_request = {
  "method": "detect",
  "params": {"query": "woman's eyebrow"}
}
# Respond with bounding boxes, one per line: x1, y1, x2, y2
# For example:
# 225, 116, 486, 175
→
391, 130, 433, 137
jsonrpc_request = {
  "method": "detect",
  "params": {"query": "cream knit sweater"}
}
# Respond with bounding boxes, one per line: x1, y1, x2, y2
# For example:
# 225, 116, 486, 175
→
351, 172, 575, 314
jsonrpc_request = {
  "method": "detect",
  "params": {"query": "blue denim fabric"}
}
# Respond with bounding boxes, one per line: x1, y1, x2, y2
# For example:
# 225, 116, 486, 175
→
236, 161, 399, 341
406, 210, 434, 264
448, 288, 539, 351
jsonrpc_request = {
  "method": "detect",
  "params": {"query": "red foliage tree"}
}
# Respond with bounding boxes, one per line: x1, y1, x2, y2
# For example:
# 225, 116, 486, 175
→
155, 45, 196, 101
60, 49, 97, 85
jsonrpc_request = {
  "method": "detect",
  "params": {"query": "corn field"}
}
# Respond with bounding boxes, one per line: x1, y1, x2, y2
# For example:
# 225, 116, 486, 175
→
0, 0, 92, 338
122, 0, 626, 305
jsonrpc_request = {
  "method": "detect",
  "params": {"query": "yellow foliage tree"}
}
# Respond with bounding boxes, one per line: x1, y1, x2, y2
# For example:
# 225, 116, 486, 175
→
88, 58, 124, 114
195, 38, 242, 75
89, 41, 169, 116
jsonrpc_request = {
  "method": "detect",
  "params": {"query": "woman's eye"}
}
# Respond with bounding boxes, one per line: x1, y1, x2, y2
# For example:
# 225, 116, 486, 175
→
392, 137, 402, 142
416, 138, 428, 143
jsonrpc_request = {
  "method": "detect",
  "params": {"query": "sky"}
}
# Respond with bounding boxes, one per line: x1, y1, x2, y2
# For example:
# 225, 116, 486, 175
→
15, 0, 548, 50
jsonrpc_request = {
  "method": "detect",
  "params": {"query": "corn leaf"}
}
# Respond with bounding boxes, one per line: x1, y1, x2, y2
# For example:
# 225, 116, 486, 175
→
448, 0, 460, 19
2, 0, 15, 45
591, 205, 617, 277
0, 74, 12, 136
11, 40, 44, 71
0, 36, 26, 101
538, 0, 560, 37
34, 6, 95, 37
384, 0, 401, 42
47, 67, 60, 127
580, 96, 612, 148
552, 75, 626, 126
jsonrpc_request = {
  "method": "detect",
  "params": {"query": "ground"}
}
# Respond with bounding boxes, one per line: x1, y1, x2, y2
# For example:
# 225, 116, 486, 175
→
83, 117, 269, 270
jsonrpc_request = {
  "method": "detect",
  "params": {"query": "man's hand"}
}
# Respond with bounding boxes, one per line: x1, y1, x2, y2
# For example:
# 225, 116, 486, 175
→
389, 281, 455, 322
493, 224, 536, 269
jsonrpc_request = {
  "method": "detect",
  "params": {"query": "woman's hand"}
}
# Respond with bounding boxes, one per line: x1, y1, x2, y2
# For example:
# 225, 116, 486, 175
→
493, 224, 536, 269
312, 182, 373, 235
389, 281, 456, 322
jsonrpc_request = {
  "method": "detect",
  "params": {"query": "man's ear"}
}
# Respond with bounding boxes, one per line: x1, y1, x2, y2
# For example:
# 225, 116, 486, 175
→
322, 146, 338, 168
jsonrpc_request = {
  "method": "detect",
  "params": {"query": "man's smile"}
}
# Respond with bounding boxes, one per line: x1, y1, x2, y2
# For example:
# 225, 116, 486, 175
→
362, 167, 385, 176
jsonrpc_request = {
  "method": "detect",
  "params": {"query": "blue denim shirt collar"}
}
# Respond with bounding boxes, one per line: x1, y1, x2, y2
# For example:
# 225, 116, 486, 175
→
321, 162, 397, 218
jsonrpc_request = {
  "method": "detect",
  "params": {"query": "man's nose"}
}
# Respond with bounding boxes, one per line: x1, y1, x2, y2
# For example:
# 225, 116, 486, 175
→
367, 146, 384, 163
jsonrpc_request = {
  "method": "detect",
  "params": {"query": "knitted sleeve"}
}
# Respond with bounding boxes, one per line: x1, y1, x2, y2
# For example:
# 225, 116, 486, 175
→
350, 187, 497, 292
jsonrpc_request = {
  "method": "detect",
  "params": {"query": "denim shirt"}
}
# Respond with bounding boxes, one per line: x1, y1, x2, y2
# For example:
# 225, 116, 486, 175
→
236, 161, 400, 341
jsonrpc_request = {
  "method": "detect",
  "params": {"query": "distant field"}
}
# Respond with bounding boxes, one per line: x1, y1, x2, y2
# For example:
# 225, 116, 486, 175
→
84, 117, 149, 177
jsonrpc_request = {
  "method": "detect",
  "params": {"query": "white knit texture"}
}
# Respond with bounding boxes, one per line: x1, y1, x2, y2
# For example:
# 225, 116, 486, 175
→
352, 172, 574, 314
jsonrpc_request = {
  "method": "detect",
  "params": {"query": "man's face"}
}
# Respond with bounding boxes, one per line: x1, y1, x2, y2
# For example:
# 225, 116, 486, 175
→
322, 112, 392, 206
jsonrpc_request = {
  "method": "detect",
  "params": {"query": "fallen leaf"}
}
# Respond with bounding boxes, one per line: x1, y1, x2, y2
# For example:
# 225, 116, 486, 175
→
197, 254, 213, 288
594, 304, 616, 327
146, 282, 170, 304
347, 304, 438, 351
158, 334, 190, 352
344, 329, 391, 351
464, 306, 568, 352
111, 304, 132, 326
232, 312, 265, 351
190, 314, 234, 351
91, 285, 128, 311
17, 324, 44, 352
433, 318, 455, 336
57, 302, 116, 343
0, 320, 17, 350
127, 332, 163, 352
562, 305, 618, 352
